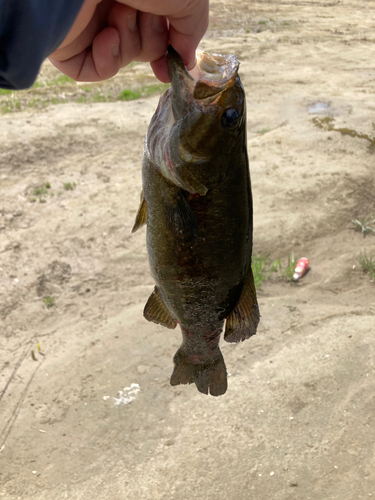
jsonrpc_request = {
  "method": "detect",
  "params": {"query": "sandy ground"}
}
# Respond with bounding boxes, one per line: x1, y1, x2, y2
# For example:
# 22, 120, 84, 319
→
1, 1, 375, 499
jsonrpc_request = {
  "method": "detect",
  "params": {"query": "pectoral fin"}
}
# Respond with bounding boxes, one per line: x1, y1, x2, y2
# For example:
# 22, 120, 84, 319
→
165, 190, 198, 239
144, 287, 177, 329
131, 190, 147, 233
224, 267, 260, 343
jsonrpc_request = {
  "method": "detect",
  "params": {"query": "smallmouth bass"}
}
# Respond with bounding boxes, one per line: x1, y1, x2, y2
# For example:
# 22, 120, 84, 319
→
132, 46, 259, 396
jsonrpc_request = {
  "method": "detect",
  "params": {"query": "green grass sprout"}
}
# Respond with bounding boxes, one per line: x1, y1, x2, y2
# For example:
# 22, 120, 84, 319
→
44, 296, 54, 308
351, 217, 375, 237
63, 182, 76, 191
276, 253, 298, 282
358, 252, 375, 281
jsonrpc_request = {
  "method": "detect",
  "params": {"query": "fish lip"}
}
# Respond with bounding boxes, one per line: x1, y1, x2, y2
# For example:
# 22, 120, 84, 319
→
168, 45, 240, 109
168, 45, 195, 85
168, 46, 195, 119
168, 45, 239, 87
192, 51, 240, 88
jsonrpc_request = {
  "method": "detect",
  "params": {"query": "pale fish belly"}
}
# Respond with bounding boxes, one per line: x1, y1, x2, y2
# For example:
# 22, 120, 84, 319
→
144, 89, 179, 188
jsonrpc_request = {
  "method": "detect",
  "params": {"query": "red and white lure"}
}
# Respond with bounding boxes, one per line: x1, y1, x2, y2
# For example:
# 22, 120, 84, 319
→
293, 257, 309, 281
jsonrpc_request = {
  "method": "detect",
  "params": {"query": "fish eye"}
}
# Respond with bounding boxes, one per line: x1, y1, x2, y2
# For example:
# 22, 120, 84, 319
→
220, 108, 241, 129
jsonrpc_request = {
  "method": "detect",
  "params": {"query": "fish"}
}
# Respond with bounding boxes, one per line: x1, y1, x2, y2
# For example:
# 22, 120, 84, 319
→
132, 46, 260, 396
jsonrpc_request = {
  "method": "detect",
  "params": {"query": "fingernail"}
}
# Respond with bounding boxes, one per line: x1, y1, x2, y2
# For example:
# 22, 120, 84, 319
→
151, 15, 166, 34
111, 42, 119, 58
127, 11, 137, 32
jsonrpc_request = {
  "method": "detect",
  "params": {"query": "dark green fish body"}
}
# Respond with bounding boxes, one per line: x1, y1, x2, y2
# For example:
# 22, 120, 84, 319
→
133, 47, 259, 396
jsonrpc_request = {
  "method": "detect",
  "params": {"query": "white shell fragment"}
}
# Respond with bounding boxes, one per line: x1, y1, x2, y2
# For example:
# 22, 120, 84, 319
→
113, 383, 140, 406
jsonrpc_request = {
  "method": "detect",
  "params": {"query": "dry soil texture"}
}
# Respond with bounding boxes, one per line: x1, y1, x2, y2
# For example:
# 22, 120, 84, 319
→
1, 1, 375, 499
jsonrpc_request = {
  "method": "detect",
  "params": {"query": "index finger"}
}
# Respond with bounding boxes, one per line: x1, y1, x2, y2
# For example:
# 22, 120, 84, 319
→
167, 2, 209, 70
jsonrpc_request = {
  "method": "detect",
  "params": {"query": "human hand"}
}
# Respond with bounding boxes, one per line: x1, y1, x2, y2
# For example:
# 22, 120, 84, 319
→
49, 0, 209, 83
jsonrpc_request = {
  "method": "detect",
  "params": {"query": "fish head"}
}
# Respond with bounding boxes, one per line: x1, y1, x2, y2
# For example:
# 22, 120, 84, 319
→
169, 46, 244, 146
146, 46, 246, 195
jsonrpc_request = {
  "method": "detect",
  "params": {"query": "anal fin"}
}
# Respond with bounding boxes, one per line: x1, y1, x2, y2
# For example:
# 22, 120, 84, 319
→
131, 190, 147, 233
144, 287, 177, 329
224, 266, 260, 343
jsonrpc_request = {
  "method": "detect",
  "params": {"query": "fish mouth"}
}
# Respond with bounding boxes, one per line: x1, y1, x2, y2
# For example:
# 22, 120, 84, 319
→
168, 46, 240, 118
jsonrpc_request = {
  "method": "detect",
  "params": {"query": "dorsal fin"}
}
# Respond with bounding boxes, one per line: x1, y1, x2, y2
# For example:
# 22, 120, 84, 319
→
224, 267, 260, 343
144, 287, 178, 329
131, 190, 147, 233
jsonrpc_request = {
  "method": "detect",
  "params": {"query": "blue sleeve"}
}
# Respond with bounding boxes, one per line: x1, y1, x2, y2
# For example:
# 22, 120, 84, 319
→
0, 0, 84, 90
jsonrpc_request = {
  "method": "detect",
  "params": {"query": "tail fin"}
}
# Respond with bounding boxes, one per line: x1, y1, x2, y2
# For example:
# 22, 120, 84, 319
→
170, 346, 227, 396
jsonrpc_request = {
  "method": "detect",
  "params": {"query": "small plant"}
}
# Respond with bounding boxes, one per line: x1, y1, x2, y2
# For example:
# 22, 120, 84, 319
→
1, 99, 21, 113
27, 98, 43, 108
251, 255, 278, 289
32, 81, 44, 89
30, 182, 51, 203
251, 253, 301, 287
33, 186, 47, 196
141, 83, 169, 96
47, 75, 75, 86
351, 217, 375, 237
32, 182, 50, 197
118, 84, 169, 102
93, 92, 106, 103
276, 253, 298, 282
63, 182, 76, 191
358, 252, 375, 281
44, 296, 54, 308
118, 89, 141, 101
